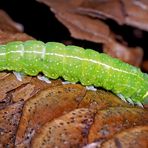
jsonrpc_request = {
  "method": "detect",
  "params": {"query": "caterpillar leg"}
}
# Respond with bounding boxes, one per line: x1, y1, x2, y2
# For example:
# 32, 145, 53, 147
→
13, 71, 25, 81
136, 101, 144, 108
37, 74, 51, 84
85, 86, 97, 91
117, 94, 127, 103
117, 93, 144, 107
62, 81, 76, 85
13, 71, 52, 84
127, 98, 134, 105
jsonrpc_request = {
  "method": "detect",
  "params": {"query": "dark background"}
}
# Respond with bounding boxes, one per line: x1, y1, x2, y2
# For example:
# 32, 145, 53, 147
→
0, 0, 148, 59
0, 0, 70, 42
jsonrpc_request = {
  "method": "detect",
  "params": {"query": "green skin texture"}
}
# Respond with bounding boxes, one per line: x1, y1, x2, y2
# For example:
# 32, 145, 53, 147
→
0, 40, 148, 103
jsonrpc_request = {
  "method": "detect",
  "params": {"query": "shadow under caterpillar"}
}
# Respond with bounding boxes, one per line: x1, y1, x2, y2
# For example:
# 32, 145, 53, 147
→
0, 40, 147, 105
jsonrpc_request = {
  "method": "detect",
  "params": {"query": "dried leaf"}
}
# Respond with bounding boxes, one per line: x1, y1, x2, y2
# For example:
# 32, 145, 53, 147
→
0, 30, 34, 44
12, 77, 62, 102
88, 107, 148, 144
38, 0, 110, 43
0, 101, 23, 147
15, 84, 86, 147
78, 0, 148, 31
142, 60, 148, 72
122, 0, 148, 31
78, 90, 130, 110
101, 125, 148, 148
0, 73, 31, 102
0, 9, 33, 44
78, 0, 125, 24
56, 12, 110, 43
31, 108, 95, 148
103, 38, 143, 67
0, 9, 22, 33
0, 72, 10, 80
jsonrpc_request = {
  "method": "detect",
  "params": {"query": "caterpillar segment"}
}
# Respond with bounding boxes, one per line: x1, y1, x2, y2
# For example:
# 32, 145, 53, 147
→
0, 40, 147, 104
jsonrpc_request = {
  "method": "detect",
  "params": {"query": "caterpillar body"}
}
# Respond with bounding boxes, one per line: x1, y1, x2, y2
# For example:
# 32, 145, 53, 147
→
0, 40, 148, 104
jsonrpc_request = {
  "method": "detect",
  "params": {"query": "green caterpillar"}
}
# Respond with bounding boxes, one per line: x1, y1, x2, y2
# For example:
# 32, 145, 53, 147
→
0, 40, 148, 105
